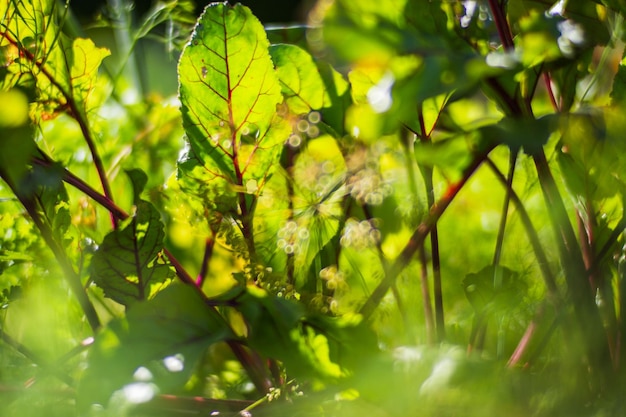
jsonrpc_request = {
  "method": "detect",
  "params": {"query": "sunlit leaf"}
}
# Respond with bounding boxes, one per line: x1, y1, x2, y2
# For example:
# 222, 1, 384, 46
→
0, 89, 35, 186
319, 0, 421, 63
178, 2, 288, 198
291, 135, 345, 285
266, 24, 308, 48
90, 170, 174, 306
78, 284, 233, 410
480, 114, 557, 155
558, 108, 626, 200
0, 1, 109, 119
270, 44, 326, 114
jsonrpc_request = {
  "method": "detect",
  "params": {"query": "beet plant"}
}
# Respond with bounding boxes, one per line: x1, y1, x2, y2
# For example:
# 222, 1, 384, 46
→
2, 0, 626, 416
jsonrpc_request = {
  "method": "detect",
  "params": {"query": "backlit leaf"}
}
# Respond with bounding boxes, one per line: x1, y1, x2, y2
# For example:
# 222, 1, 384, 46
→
178, 3, 287, 196
0, 89, 35, 186
270, 44, 326, 114
0, 1, 109, 119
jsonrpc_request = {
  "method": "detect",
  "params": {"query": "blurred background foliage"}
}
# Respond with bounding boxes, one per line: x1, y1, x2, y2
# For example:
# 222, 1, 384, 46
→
2, 0, 626, 416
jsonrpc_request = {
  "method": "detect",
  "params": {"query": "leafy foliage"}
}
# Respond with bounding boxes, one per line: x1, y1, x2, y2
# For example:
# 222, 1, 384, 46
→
2, 0, 626, 416
90, 170, 174, 306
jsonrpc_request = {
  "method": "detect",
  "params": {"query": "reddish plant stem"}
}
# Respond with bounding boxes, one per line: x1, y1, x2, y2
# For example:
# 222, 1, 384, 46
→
543, 72, 560, 111
0, 157, 103, 333
416, 106, 440, 342
487, 0, 514, 50
359, 146, 494, 320
1, 29, 117, 229
32, 155, 272, 394
196, 236, 215, 287
533, 150, 611, 382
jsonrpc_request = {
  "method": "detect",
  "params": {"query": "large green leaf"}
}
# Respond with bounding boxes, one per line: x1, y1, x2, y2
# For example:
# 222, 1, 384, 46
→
90, 170, 174, 306
77, 284, 233, 411
178, 3, 288, 195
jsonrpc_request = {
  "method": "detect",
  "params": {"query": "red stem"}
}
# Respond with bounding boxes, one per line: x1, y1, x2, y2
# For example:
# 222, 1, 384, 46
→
359, 146, 494, 320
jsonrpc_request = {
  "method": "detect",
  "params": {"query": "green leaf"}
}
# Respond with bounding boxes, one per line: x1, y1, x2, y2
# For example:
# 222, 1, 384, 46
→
0, 89, 35, 186
480, 115, 557, 155
462, 265, 525, 314
270, 44, 326, 114
237, 286, 357, 380
78, 284, 233, 410
178, 3, 288, 194
557, 108, 626, 200
90, 171, 174, 306
320, 0, 419, 63
0, 1, 109, 119
291, 135, 345, 285
266, 24, 308, 48
316, 61, 351, 136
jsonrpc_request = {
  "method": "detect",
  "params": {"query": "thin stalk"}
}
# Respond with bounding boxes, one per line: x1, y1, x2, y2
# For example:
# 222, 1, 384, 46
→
416, 106, 441, 342
359, 146, 494, 320
485, 158, 558, 296
522, 313, 561, 369
492, 150, 518, 280
134, 394, 254, 415
418, 245, 435, 344
533, 149, 611, 383
196, 235, 215, 287
0, 159, 102, 332
0, 30, 117, 228
400, 126, 435, 341
508, 302, 547, 367
362, 204, 412, 340
33, 155, 272, 394
1, 327, 75, 386
487, 0, 514, 49
19, 194, 102, 332
543, 72, 560, 111
107, 0, 144, 101
492, 149, 519, 322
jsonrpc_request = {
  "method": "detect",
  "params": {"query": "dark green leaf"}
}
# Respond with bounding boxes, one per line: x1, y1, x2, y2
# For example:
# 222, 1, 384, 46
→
463, 265, 524, 313
237, 286, 365, 380
266, 24, 308, 48
78, 284, 233, 410
611, 50, 626, 106
90, 171, 174, 306
481, 115, 557, 155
